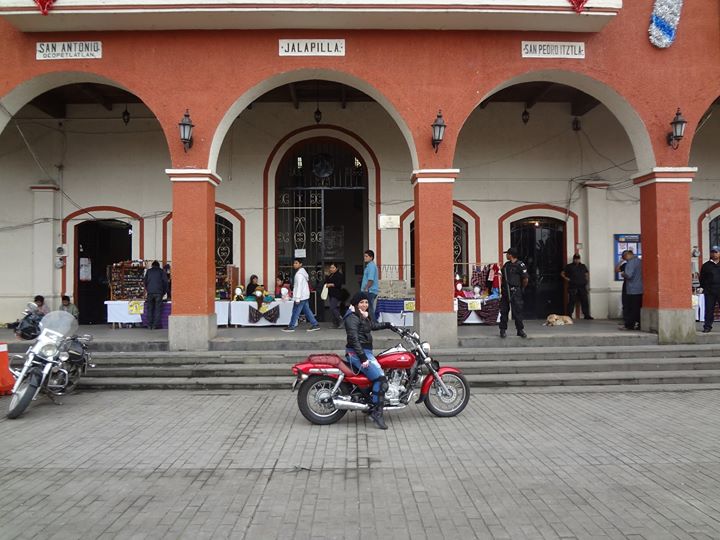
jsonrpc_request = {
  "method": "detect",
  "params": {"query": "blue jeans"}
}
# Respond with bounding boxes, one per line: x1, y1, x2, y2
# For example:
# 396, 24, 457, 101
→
346, 348, 385, 403
288, 299, 318, 328
367, 292, 378, 322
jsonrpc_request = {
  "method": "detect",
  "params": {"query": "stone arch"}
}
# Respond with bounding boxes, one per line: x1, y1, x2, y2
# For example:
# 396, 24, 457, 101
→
457, 69, 654, 172
497, 203, 579, 264
207, 69, 418, 173
0, 71, 170, 157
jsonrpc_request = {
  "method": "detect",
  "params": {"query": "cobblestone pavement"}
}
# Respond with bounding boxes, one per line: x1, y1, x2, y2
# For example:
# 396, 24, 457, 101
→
1, 389, 720, 540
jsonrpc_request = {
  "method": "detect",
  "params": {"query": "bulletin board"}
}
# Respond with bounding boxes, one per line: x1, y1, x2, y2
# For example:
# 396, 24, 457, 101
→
614, 234, 641, 281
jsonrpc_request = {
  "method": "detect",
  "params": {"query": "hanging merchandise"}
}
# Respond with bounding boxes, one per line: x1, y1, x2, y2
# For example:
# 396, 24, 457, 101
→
568, 0, 588, 13
649, 0, 684, 48
34, 0, 55, 15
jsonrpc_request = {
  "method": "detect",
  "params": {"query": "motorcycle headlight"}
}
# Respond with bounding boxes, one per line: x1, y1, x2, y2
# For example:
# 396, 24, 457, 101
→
58, 352, 70, 361
421, 342, 431, 354
39, 344, 58, 358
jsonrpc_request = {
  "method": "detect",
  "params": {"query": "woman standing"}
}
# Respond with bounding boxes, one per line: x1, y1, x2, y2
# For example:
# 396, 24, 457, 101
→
324, 262, 345, 328
344, 292, 392, 429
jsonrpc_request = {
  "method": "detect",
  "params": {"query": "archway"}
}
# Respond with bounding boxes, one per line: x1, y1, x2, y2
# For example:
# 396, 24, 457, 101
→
510, 216, 566, 319
275, 136, 369, 297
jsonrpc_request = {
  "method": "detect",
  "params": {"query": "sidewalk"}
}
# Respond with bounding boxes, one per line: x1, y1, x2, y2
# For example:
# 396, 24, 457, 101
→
1, 389, 720, 539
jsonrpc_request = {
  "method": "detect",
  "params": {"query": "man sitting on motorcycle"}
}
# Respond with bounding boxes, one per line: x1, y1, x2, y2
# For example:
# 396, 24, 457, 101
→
344, 292, 393, 430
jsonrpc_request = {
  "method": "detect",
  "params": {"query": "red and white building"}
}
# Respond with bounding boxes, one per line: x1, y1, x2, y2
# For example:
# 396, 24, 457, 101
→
0, 0, 718, 348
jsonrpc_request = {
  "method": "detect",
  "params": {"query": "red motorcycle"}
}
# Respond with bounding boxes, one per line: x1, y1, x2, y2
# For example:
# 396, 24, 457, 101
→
291, 326, 470, 425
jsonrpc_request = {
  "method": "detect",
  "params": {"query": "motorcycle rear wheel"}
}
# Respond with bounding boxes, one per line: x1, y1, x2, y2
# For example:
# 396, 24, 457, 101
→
424, 372, 470, 418
297, 375, 348, 425
7, 376, 39, 419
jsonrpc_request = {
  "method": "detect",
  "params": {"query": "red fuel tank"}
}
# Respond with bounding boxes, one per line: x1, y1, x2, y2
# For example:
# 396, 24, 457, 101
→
376, 349, 415, 370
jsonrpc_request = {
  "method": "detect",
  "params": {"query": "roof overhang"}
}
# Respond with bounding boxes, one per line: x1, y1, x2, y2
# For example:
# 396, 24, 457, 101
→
0, 1, 622, 32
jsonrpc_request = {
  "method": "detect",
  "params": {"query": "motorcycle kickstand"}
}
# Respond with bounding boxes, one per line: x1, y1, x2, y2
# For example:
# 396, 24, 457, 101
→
46, 394, 63, 406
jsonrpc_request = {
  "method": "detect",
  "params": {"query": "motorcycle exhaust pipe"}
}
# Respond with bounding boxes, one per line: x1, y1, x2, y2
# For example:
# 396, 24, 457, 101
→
332, 398, 370, 412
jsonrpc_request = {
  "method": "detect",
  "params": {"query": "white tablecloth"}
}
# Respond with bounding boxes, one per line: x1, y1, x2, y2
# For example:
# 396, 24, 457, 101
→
230, 300, 293, 326
106, 300, 231, 326
104, 301, 142, 324
377, 312, 414, 327
695, 294, 704, 321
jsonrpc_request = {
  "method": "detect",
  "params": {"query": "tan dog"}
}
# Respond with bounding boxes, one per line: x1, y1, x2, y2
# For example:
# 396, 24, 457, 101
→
544, 314, 574, 326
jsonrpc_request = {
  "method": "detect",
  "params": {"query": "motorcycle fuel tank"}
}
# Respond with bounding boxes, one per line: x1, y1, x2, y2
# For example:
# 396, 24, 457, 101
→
377, 351, 415, 370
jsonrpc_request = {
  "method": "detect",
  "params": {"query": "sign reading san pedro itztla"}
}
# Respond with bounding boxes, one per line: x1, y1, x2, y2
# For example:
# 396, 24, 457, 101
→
36, 41, 102, 60
279, 39, 345, 56
521, 41, 585, 59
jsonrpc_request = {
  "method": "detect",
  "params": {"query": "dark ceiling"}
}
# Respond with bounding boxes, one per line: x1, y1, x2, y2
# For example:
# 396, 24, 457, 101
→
26, 80, 604, 119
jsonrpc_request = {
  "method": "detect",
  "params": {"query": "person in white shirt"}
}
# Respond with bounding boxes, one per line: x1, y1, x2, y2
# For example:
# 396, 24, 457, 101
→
282, 258, 320, 332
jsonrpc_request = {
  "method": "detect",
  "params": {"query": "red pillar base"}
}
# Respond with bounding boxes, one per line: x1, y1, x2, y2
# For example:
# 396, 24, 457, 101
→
412, 169, 458, 347
634, 167, 696, 344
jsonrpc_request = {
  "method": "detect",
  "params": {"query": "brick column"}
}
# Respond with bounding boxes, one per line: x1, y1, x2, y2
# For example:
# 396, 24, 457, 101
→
30, 184, 59, 306
411, 169, 458, 347
166, 169, 220, 351
633, 167, 696, 344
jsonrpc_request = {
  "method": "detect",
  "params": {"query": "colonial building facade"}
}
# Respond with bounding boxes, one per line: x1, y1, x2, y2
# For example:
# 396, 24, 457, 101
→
0, 1, 718, 348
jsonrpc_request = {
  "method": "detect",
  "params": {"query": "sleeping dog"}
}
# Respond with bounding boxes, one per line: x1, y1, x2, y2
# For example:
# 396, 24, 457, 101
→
544, 314, 574, 326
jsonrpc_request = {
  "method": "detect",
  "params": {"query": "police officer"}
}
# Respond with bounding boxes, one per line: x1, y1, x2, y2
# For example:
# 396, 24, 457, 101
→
499, 247, 529, 338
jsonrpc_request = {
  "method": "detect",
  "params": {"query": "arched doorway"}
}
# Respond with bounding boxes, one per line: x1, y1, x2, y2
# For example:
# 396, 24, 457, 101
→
510, 217, 565, 319
275, 137, 368, 294
710, 215, 720, 249
409, 214, 469, 286
76, 219, 132, 324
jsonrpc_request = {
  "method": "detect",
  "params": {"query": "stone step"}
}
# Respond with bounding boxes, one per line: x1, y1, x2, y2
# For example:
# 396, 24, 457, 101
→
79, 369, 720, 390
74, 343, 720, 366
86, 357, 720, 378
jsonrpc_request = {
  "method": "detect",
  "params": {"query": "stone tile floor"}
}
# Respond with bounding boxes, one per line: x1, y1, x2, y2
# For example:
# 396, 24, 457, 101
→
1, 389, 720, 539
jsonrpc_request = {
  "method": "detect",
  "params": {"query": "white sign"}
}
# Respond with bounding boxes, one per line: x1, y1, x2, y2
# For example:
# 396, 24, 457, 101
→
378, 214, 400, 230
294, 249, 307, 258
36, 41, 102, 60
279, 39, 345, 56
521, 41, 585, 59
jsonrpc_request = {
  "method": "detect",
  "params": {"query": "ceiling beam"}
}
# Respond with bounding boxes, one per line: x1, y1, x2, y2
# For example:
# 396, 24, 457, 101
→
571, 94, 600, 116
525, 83, 555, 109
78, 83, 113, 111
288, 83, 299, 109
30, 96, 66, 119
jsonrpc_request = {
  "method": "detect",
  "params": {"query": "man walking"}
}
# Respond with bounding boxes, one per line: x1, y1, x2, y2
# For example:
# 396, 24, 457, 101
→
699, 245, 720, 333
499, 247, 529, 338
283, 258, 320, 332
621, 250, 643, 330
361, 249, 379, 322
144, 260, 168, 329
561, 254, 593, 320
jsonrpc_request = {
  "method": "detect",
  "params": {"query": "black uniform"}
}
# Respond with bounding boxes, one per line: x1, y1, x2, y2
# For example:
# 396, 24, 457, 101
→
699, 260, 720, 331
563, 262, 590, 318
499, 259, 529, 333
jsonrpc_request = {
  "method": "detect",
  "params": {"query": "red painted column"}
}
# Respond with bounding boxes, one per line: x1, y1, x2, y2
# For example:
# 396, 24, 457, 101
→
633, 167, 696, 343
166, 169, 220, 350
412, 169, 458, 346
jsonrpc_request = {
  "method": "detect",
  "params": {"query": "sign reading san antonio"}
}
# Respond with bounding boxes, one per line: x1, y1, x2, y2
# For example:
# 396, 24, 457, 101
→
521, 41, 585, 59
36, 41, 103, 60
279, 39, 345, 57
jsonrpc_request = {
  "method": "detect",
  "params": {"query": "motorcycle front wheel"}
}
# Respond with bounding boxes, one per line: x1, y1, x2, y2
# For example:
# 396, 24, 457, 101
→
297, 375, 348, 425
424, 372, 470, 417
7, 374, 40, 419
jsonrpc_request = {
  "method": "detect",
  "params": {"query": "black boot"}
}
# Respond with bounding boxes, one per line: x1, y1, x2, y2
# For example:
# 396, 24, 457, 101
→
369, 405, 387, 430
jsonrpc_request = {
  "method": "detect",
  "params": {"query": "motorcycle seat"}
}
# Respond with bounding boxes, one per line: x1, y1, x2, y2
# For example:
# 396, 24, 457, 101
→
307, 353, 356, 377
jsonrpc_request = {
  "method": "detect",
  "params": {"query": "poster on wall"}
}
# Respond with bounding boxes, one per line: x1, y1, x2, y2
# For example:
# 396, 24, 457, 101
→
79, 257, 92, 282
614, 234, 641, 281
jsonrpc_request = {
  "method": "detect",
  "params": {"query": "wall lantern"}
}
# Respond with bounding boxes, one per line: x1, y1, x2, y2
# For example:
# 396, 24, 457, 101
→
431, 110, 446, 153
178, 109, 194, 152
521, 108, 530, 125
667, 108, 687, 149
121, 105, 130, 126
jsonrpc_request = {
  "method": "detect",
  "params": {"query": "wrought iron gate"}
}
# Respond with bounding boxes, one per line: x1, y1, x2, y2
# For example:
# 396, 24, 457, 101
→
276, 139, 367, 284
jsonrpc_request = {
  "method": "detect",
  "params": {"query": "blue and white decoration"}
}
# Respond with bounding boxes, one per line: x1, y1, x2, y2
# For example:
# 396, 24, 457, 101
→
649, 0, 684, 48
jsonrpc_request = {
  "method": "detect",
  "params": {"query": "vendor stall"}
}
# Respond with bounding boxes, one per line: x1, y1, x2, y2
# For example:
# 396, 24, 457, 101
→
694, 294, 720, 322
455, 296, 501, 325
105, 300, 231, 327
376, 298, 415, 327
230, 299, 293, 326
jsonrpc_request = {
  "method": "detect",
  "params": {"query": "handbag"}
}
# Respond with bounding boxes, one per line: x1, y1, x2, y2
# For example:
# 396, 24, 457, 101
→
320, 284, 329, 301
